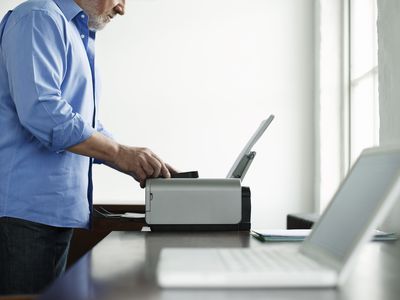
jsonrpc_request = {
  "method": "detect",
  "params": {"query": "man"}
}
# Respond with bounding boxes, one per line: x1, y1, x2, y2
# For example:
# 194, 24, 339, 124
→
0, 0, 175, 295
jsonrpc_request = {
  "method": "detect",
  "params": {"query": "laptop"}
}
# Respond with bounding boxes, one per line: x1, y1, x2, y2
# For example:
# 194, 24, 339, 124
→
157, 146, 400, 288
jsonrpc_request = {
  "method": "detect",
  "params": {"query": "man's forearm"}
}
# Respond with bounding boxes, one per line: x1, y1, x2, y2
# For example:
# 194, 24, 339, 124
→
66, 132, 174, 188
67, 132, 119, 165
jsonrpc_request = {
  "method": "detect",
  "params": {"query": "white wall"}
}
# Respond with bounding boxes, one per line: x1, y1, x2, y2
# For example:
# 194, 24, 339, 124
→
1, 0, 315, 229
377, 0, 400, 232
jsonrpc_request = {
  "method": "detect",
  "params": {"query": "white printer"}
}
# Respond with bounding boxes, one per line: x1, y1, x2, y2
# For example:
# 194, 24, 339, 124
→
145, 115, 274, 231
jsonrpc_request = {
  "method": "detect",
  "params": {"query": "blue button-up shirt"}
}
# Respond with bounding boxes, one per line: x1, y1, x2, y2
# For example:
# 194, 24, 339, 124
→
0, 0, 109, 228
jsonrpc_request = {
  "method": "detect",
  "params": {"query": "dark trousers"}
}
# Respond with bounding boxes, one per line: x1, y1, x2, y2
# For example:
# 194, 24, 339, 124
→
0, 217, 73, 295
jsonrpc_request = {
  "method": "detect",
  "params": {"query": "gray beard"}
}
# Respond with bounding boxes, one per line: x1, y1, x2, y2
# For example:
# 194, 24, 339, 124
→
88, 15, 108, 31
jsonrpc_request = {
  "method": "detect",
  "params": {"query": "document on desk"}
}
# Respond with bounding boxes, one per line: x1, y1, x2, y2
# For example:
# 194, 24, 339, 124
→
251, 229, 398, 242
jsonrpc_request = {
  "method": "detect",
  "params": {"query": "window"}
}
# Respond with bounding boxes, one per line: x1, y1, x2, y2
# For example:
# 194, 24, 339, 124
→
349, 0, 379, 164
316, 0, 379, 211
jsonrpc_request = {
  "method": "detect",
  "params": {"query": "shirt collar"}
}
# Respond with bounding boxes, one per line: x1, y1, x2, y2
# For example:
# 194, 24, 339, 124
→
53, 0, 83, 22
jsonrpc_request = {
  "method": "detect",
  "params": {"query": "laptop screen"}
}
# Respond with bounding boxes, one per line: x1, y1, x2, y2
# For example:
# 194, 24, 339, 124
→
304, 147, 400, 264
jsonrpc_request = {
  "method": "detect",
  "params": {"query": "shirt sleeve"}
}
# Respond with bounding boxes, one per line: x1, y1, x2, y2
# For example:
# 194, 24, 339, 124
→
3, 10, 95, 152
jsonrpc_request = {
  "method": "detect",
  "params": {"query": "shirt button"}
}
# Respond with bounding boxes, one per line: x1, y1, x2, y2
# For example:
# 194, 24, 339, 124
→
81, 14, 85, 18
81, 34, 85, 39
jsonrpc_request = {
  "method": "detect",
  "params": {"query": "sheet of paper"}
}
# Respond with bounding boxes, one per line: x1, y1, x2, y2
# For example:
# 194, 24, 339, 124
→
251, 229, 398, 242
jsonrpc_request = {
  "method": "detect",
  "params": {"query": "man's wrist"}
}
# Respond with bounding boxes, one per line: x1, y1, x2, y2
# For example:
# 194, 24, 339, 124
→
108, 142, 123, 167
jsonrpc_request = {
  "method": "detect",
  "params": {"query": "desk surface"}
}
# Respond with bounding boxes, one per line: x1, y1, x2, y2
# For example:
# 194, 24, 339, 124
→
38, 231, 400, 300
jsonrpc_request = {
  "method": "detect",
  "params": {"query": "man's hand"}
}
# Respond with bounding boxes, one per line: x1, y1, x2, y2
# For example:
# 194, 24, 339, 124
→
110, 145, 176, 188
67, 132, 177, 188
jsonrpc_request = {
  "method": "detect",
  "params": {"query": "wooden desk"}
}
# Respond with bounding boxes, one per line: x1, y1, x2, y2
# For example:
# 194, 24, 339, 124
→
38, 230, 400, 300
67, 204, 146, 267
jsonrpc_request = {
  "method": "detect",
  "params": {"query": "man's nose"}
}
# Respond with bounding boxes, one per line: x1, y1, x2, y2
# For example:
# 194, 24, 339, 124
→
114, 3, 125, 15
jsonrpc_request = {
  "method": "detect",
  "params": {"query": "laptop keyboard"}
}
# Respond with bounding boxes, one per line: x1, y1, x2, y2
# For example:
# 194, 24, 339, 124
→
217, 248, 325, 272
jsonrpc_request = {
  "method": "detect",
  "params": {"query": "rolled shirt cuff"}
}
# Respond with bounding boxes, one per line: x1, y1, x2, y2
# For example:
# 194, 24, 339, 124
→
51, 113, 96, 152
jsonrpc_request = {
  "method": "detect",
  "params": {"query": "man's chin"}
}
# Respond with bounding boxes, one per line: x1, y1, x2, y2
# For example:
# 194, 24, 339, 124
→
88, 22, 107, 32
88, 18, 109, 31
